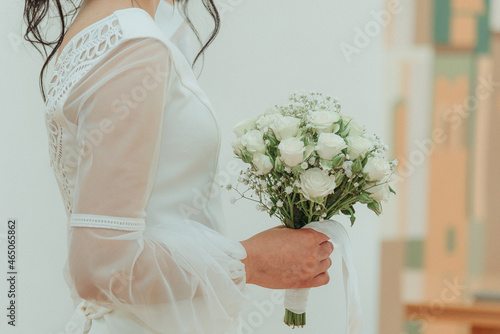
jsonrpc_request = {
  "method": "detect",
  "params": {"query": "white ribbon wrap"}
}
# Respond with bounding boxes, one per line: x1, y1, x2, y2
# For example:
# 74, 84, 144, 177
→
283, 220, 362, 334
284, 288, 310, 314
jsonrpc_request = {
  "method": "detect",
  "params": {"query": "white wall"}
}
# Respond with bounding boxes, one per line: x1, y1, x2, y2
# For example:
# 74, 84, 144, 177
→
0, 0, 386, 333
0, 1, 77, 334
200, 1, 386, 333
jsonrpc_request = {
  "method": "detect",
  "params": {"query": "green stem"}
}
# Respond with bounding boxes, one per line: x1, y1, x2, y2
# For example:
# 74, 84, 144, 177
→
308, 201, 314, 224
284, 309, 306, 328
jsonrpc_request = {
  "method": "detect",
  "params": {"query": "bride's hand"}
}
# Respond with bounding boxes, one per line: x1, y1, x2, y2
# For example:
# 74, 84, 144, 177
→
240, 225, 333, 289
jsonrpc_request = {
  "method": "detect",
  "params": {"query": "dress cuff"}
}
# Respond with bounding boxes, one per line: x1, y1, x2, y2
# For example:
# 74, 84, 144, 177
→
70, 214, 146, 231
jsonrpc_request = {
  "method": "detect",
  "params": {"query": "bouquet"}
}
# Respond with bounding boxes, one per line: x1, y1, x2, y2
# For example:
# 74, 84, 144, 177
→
229, 92, 396, 328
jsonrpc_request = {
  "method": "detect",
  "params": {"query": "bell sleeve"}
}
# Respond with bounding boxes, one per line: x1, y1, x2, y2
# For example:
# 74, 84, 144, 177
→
62, 37, 250, 333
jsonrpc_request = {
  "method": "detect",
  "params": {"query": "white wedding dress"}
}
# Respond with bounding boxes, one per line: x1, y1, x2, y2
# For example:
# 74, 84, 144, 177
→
44, 2, 250, 333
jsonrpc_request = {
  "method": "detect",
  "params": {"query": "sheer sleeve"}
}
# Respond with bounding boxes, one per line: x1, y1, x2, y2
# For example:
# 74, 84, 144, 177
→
63, 37, 250, 333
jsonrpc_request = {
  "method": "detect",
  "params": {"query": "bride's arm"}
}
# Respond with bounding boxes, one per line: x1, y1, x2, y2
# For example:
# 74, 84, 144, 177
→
64, 38, 249, 330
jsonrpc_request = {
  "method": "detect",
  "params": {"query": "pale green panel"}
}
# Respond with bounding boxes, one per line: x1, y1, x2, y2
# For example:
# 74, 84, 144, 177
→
406, 239, 424, 269
406, 320, 422, 334
468, 219, 485, 276
446, 226, 456, 254
433, 53, 474, 79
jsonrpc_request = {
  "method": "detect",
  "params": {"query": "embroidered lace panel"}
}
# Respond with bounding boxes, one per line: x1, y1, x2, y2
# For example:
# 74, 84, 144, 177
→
44, 15, 123, 216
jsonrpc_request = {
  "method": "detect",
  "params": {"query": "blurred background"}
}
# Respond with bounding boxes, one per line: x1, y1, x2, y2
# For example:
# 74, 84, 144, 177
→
379, 0, 500, 333
0, 0, 498, 333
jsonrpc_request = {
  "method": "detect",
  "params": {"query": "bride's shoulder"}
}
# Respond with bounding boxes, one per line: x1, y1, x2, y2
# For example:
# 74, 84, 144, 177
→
112, 8, 197, 82
114, 8, 175, 57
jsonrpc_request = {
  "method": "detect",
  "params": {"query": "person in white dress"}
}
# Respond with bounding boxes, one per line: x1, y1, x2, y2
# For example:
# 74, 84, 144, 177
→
23, 0, 334, 333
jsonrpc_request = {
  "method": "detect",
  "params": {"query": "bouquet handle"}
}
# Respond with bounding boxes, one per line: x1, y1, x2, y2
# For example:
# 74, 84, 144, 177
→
283, 288, 310, 327
284, 288, 310, 314
302, 220, 362, 334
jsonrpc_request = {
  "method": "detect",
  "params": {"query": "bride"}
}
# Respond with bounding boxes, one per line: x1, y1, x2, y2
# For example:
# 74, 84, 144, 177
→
23, 0, 334, 332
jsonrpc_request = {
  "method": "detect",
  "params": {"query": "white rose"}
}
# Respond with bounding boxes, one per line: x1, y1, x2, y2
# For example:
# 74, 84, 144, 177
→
316, 133, 347, 160
347, 136, 373, 159
363, 157, 391, 181
256, 113, 283, 131
233, 118, 256, 138
309, 110, 340, 133
299, 167, 337, 200
241, 130, 266, 154
252, 154, 273, 175
366, 182, 390, 202
271, 116, 301, 140
278, 137, 305, 167
231, 138, 244, 156
341, 115, 365, 136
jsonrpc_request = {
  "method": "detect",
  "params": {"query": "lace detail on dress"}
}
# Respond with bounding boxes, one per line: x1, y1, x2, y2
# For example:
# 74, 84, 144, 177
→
44, 15, 123, 216
70, 214, 146, 231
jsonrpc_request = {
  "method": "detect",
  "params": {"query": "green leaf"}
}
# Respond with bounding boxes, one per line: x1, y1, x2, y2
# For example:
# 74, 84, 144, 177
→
332, 154, 345, 168
356, 193, 373, 204
341, 208, 351, 215
350, 214, 356, 226
319, 158, 333, 170
335, 173, 345, 185
311, 196, 325, 205
274, 157, 284, 173
304, 145, 315, 161
267, 133, 279, 147
337, 119, 344, 133
269, 206, 277, 216
294, 165, 306, 174
242, 149, 253, 164
341, 205, 355, 217
352, 159, 363, 173
389, 186, 396, 195
361, 155, 369, 167
367, 201, 382, 215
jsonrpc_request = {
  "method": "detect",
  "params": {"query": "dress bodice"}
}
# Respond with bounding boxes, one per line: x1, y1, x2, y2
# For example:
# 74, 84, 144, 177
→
44, 7, 225, 233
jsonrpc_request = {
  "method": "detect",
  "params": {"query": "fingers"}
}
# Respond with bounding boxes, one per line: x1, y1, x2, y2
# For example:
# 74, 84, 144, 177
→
305, 251, 332, 288
308, 272, 330, 288
300, 253, 332, 288
317, 257, 332, 274
310, 229, 331, 243
318, 241, 334, 259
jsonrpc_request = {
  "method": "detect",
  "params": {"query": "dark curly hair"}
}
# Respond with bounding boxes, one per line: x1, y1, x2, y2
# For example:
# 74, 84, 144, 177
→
23, 0, 220, 102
